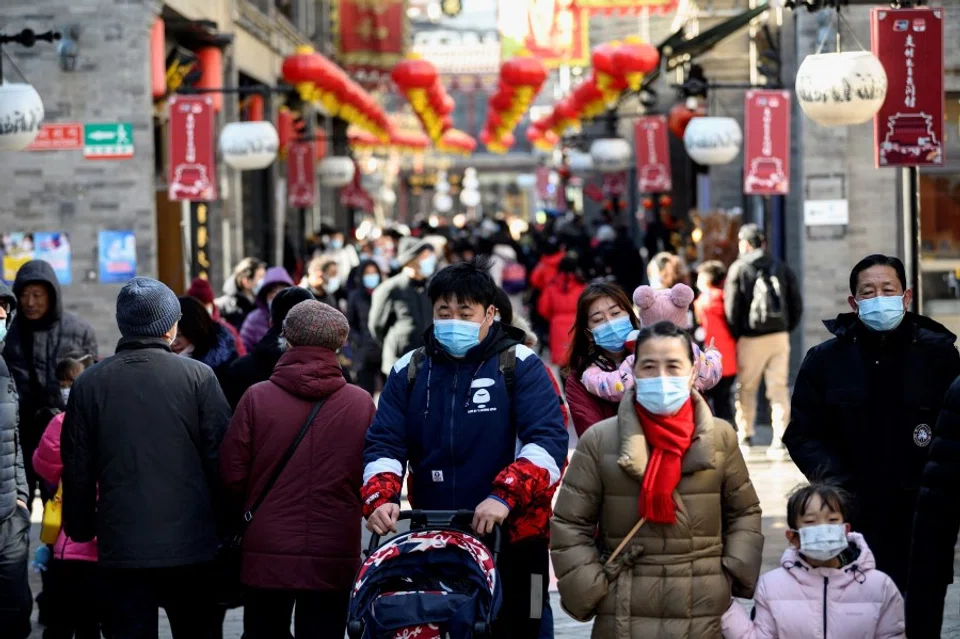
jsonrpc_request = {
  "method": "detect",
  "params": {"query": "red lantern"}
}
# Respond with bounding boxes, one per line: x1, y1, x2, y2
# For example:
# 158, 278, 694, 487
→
245, 94, 264, 122
591, 42, 619, 83
642, 197, 655, 210
490, 88, 514, 112
668, 102, 703, 139
196, 47, 223, 112
613, 37, 660, 91
440, 94, 455, 116
659, 194, 673, 207
391, 56, 438, 91
281, 47, 328, 85
150, 18, 166, 99
441, 115, 453, 131
501, 55, 547, 89
277, 107, 296, 152
479, 129, 493, 146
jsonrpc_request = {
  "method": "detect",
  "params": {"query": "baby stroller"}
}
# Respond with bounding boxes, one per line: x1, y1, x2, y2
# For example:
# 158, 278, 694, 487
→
347, 510, 502, 639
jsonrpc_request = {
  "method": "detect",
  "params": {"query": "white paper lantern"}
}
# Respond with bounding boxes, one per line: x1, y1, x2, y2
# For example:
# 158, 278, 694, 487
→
318, 156, 355, 187
795, 51, 887, 127
567, 150, 594, 173
589, 138, 632, 173
378, 186, 397, 205
433, 192, 453, 212
0, 82, 44, 151
219, 121, 279, 170
460, 188, 481, 207
683, 117, 743, 165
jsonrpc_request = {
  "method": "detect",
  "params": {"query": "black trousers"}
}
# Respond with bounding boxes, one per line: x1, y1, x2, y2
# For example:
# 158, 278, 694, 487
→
0, 508, 32, 639
43, 559, 102, 639
492, 538, 549, 639
101, 563, 216, 639
705, 375, 736, 423
243, 588, 349, 639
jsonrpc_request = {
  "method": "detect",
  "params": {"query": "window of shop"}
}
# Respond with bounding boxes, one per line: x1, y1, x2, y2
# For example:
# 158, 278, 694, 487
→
919, 93, 960, 333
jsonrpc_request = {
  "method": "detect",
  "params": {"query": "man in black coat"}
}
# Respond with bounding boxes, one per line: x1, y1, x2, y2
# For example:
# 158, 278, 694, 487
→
3, 260, 97, 507
783, 254, 960, 593
62, 277, 232, 637
223, 286, 314, 409
0, 282, 32, 639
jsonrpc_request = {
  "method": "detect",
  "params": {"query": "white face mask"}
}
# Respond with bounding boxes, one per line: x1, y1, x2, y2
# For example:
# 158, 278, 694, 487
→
325, 277, 341, 294
60, 388, 70, 404
796, 524, 848, 561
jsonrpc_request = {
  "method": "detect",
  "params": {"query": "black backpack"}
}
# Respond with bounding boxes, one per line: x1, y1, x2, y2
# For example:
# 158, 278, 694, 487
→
747, 263, 788, 334
407, 346, 517, 400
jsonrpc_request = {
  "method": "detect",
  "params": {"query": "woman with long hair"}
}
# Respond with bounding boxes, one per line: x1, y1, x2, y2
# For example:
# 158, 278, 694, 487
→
563, 282, 640, 437
173, 296, 240, 391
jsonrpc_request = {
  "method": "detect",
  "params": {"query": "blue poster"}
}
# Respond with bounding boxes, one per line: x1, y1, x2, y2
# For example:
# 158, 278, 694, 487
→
1, 232, 72, 285
98, 230, 136, 284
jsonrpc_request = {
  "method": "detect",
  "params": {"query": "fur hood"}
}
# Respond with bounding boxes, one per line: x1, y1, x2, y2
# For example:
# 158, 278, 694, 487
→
510, 315, 538, 348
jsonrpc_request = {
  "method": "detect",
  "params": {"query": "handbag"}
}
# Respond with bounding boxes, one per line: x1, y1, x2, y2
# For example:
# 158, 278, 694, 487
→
39, 484, 63, 545
215, 396, 329, 607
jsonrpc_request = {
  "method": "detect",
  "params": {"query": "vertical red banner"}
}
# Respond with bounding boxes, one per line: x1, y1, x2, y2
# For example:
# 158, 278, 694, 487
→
871, 7, 945, 167
168, 95, 217, 202
287, 141, 316, 209
743, 90, 791, 195
634, 116, 672, 194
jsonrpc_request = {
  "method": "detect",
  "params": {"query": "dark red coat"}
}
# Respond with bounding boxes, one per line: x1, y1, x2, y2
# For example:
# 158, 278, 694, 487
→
220, 346, 376, 592
564, 373, 618, 438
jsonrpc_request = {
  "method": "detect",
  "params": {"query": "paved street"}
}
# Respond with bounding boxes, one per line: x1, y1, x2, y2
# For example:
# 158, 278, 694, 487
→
25, 425, 960, 637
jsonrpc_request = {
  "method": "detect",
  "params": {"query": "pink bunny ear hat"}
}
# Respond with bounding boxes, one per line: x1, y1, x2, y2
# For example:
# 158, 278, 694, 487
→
633, 283, 695, 329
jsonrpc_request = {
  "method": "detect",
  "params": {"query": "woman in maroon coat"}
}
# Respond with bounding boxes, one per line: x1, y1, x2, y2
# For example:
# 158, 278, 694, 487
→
220, 300, 376, 638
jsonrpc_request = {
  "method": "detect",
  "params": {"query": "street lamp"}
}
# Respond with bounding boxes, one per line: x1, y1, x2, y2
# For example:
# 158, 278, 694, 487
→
683, 117, 743, 165
219, 121, 280, 170
0, 29, 59, 152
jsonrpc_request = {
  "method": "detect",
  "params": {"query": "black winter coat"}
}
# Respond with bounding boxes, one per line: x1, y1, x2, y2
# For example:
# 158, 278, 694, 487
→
3, 261, 97, 447
0, 282, 27, 522
347, 288, 379, 370
223, 328, 284, 410
61, 336, 231, 568
783, 311, 960, 590
907, 374, 960, 638
724, 249, 803, 338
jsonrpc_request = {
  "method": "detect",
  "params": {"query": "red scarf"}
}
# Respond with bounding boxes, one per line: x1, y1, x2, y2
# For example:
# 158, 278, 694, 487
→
634, 399, 696, 524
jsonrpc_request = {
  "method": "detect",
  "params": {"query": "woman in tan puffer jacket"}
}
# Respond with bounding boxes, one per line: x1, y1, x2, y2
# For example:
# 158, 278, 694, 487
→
551, 321, 763, 639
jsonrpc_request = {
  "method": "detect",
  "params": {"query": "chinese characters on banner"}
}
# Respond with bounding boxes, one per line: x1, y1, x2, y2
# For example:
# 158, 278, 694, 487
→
287, 141, 316, 209
334, 0, 407, 85
190, 203, 212, 281
498, 0, 589, 68
26, 123, 83, 151
871, 7, 944, 167
743, 90, 791, 195
168, 96, 218, 201
634, 116, 673, 194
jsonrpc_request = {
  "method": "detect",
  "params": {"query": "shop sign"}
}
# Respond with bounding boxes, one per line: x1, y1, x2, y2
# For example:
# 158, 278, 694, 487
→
804, 199, 849, 226
83, 123, 134, 160
26, 123, 82, 151
287, 141, 316, 208
634, 115, 672, 194
743, 90, 791, 195
168, 96, 217, 202
190, 203, 212, 281
335, 0, 407, 84
871, 7, 945, 167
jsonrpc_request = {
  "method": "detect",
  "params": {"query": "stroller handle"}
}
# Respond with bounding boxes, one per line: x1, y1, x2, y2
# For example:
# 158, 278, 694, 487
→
365, 509, 502, 559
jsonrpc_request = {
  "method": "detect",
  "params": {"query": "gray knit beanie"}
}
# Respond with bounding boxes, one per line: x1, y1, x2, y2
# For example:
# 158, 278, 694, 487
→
282, 300, 349, 350
116, 277, 181, 338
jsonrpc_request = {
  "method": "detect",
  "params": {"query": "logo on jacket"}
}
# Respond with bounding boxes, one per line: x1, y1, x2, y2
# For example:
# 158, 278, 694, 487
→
468, 378, 498, 415
914, 423, 932, 447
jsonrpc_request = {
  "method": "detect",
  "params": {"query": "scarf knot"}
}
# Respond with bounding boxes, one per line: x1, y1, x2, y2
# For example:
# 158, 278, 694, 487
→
634, 399, 695, 524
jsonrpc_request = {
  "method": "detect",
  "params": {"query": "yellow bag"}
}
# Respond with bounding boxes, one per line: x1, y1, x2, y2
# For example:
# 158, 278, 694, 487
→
40, 485, 63, 545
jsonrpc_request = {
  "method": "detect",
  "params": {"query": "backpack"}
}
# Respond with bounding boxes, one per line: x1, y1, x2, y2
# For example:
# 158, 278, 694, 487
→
501, 261, 528, 295
747, 263, 788, 333
407, 346, 517, 400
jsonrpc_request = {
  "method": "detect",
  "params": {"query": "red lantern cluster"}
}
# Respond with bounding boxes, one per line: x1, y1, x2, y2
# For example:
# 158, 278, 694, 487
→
528, 37, 659, 152
391, 55, 454, 143
282, 46, 390, 141
436, 129, 478, 157
480, 51, 547, 154
347, 124, 431, 156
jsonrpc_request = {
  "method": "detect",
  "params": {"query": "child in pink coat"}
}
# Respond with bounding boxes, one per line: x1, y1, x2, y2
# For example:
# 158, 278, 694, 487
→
722, 483, 905, 639
32, 356, 101, 639
581, 283, 723, 401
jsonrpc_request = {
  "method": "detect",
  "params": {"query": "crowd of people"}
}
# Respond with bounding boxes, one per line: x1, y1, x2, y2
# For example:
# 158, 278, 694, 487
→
0, 213, 959, 639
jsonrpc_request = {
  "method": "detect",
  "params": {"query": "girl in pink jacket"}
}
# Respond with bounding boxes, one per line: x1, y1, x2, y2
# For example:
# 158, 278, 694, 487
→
32, 356, 101, 639
722, 483, 905, 639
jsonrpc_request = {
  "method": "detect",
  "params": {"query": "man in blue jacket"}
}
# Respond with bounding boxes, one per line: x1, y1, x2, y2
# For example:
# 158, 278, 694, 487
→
362, 260, 568, 638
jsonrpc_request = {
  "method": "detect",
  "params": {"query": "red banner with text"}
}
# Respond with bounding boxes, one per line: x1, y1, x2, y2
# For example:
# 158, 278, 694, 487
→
334, 0, 407, 85
287, 141, 316, 209
871, 7, 945, 167
743, 90, 791, 195
168, 95, 217, 202
634, 116, 672, 194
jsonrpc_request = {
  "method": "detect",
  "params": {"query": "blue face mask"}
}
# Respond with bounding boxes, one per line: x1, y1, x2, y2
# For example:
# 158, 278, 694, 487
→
591, 316, 634, 352
635, 376, 691, 416
857, 295, 905, 332
419, 254, 437, 278
362, 273, 381, 289
329, 238, 344, 250
0, 323, 7, 344
434, 318, 486, 358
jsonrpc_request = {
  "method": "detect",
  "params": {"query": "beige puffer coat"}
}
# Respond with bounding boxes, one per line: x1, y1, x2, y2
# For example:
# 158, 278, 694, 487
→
551, 392, 763, 639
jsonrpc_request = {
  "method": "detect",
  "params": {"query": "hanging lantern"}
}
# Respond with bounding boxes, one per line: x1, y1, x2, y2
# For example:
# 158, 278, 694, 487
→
433, 192, 453, 213
795, 51, 887, 126
613, 37, 660, 91
220, 121, 279, 170
318, 156, 356, 187
0, 82, 44, 151
683, 117, 743, 165
589, 138, 632, 173
567, 150, 594, 173
668, 100, 704, 139
460, 188, 481, 207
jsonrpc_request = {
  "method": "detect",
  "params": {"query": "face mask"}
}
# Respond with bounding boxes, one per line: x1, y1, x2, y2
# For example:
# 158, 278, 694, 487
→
434, 318, 485, 358
635, 376, 691, 416
60, 388, 70, 404
590, 316, 634, 352
857, 295, 905, 332
325, 277, 341, 294
795, 523, 848, 561
363, 273, 381, 289
419, 254, 437, 278
0, 323, 7, 343
329, 239, 344, 250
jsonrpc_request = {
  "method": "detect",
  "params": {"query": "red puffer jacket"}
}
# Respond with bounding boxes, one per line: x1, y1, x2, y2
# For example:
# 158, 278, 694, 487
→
220, 346, 376, 592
